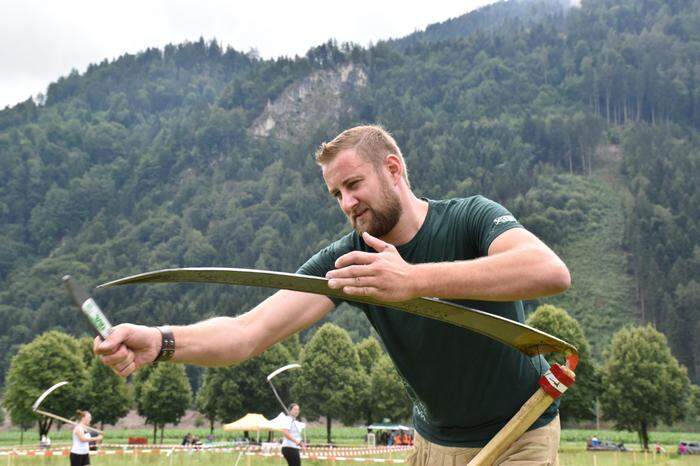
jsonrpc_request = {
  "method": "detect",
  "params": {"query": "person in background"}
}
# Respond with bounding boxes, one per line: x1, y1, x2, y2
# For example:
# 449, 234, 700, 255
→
70, 411, 103, 466
281, 403, 306, 466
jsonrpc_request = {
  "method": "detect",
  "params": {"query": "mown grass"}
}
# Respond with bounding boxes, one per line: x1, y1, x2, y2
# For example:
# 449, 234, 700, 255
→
2, 427, 700, 448
2, 447, 700, 465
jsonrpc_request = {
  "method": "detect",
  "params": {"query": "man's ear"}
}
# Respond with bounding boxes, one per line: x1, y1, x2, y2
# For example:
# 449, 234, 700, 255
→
385, 154, 403, 183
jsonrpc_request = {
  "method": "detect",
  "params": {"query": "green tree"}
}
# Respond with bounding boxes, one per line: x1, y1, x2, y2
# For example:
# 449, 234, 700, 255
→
213, 370, 243, 425
195, 367, 245, 432
228, 343, 293, 418
688, 384, 700, 423
196, 368, 221, 433
526, 304, 599, 421
600, 325, 689, 450
140, 364, 192, 443
356, 337, 383, 424
2, 331, 87, 438
280, 334, 302, 360
370, 355, 412, 422
132, 365, 157, 418
77, 336, 98, 368
84, 359, 132, 429
293, 324, 368, 442
356, 337, 382, 375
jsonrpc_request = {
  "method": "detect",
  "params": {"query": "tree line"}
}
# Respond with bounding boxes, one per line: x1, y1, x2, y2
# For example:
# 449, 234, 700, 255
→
1, 323, 410, 444
2, 305, 698, 450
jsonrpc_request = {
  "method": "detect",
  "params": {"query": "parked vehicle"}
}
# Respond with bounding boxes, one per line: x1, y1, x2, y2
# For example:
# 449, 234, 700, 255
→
587, 439, 626, 451
678, 441, 700, 455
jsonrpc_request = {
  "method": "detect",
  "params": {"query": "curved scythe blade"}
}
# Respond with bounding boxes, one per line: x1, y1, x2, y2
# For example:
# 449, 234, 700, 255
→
266, 363, 301, 415
266, 363, 301, 382
98, 267, 578, 360
32, 381, 69, 411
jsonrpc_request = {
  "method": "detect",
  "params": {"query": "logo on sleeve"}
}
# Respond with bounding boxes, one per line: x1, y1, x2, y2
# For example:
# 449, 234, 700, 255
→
493, 215, 517, 225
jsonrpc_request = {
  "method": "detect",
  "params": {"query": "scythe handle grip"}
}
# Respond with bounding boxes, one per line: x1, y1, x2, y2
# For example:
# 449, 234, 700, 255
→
467, 357, 578, 465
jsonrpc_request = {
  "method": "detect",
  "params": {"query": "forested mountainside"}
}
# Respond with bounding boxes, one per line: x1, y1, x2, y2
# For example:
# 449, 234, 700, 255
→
0, 0, 698, 386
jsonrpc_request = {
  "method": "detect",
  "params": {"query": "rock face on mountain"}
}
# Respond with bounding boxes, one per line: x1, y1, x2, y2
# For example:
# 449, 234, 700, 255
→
250, 63, 367, 141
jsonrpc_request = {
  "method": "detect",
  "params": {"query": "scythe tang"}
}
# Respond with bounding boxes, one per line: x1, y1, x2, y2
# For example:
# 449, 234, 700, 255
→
98, 267, 577, 359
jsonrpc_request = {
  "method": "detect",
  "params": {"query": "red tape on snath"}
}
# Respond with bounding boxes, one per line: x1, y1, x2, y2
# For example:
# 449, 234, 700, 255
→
539, 364, 575, 399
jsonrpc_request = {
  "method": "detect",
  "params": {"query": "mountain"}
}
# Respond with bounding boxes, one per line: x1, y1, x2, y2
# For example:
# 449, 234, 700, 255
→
391, 0, 572, 49
0, 0, 698, 389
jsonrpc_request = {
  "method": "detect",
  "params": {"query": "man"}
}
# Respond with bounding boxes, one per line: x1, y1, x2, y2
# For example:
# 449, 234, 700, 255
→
95, 125, 570, 465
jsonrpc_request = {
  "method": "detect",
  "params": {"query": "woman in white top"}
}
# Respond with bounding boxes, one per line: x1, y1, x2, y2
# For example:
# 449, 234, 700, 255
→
70, 411, 103, 466
281, 403, 305, 466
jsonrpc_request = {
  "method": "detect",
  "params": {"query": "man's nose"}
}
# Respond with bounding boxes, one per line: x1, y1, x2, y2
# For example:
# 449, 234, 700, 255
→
341, 193, 359, 213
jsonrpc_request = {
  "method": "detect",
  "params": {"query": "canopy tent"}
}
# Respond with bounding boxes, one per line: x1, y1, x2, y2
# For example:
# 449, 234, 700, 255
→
223, 413, 284, 432
367, 423, 413, 431
267, 412, 306, 431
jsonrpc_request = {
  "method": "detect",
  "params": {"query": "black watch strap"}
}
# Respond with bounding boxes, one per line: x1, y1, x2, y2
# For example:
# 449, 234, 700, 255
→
154, 325, 175, 362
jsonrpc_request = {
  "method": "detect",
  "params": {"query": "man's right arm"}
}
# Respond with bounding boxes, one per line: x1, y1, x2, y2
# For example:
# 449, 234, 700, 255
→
94, 290, 334, 377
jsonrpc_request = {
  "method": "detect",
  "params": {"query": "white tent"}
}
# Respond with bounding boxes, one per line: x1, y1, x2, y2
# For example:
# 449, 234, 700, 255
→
367, 423, 413, 431
223, 413, 277, 432
266, 412, 306, 431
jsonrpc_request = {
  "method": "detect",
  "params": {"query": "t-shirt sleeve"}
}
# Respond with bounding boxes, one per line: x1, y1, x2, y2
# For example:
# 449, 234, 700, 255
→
296, 236, 356, 307
296, 244, 339, 277
463, 196, 523, 256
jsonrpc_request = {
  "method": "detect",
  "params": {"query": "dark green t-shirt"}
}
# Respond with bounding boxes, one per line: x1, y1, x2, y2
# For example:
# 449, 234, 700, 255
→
296, 196, 558, 447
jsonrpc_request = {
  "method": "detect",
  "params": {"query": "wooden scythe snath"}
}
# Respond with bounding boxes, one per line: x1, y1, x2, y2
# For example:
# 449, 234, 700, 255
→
100, 267, 578, 465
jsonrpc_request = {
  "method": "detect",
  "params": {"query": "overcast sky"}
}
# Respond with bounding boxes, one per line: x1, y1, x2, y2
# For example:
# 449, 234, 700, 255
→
0, 0, 499, 110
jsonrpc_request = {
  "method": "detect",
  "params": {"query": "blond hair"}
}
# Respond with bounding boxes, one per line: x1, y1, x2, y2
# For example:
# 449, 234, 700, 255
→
315, 125, 410, 186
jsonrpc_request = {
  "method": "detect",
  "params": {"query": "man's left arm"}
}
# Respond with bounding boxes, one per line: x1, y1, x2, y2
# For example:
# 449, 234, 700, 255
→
412, 228, 570, 301
326, 229, 570, 302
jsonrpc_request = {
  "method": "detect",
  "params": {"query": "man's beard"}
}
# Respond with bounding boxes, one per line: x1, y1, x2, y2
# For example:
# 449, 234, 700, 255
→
351, 180, 402, 237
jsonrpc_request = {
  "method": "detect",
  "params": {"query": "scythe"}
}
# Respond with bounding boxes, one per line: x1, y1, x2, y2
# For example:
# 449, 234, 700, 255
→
32, 381, 104, 435
99, 267, 578, 465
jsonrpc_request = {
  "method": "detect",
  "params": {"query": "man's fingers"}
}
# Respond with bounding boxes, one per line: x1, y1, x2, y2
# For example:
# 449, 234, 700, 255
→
362, 232, 396, 253
342, 286, 375, 297
92, 336, 102, 355
113, 361, 136, 378
115, 351, 135, 372
328, 273, 383, 290
326, 264, 375, 279
100, 343, 132, 367
334, 251, 377, 268
94, 324, 131, 355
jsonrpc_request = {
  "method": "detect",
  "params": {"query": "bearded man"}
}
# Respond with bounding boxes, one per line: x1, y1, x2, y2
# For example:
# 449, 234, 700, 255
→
96, 125, 570, 465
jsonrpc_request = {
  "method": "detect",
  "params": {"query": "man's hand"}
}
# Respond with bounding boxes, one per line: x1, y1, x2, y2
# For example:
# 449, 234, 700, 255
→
93, 324, 161, 377
325, 232, 416, 301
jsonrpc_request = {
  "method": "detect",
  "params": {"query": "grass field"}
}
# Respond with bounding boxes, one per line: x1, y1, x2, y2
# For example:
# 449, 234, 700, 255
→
2, 448, 700, 465
2, 427, 700, 465
4, 427, 699, 449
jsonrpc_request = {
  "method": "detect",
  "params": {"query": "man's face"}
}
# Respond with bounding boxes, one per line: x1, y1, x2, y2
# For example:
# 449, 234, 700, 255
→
322, 149, 402, 238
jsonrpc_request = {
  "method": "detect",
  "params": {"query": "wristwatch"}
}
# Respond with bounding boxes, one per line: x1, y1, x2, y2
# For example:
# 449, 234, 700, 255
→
154, 325, 175, 362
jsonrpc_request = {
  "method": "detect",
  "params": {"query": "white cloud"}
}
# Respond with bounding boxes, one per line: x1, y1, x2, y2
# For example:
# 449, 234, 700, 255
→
0, 0, 496, 109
